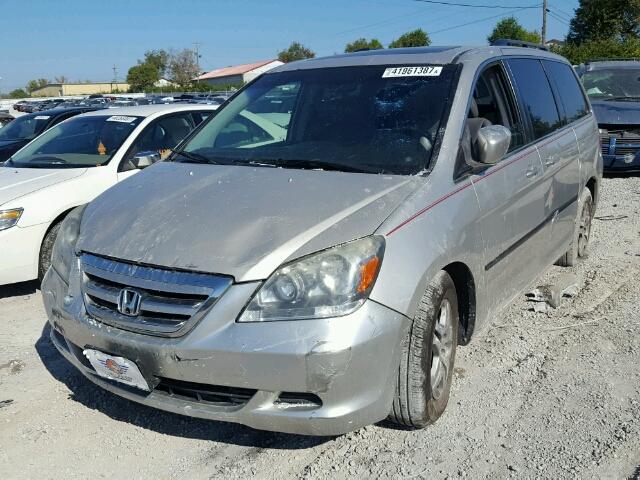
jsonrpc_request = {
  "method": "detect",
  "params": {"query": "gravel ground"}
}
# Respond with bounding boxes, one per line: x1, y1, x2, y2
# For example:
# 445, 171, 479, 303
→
1, 176, 639, 480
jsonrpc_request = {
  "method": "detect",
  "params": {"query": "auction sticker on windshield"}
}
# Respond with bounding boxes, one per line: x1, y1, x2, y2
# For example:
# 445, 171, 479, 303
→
83, 349, 150, 391
382, 66, 442, 78
106, 115, 138, 123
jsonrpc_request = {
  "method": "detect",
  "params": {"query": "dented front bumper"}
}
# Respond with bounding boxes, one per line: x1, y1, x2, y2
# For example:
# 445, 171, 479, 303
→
41, 265, 408, 436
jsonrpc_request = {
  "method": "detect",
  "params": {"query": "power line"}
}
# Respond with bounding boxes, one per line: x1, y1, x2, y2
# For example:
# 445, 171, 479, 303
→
548, 7, 571, 21
548, 1, 573, 18
413, 0, 539, 8
430, 4, 541, 35
547, 10, 570, 26
334, 5, 443, 36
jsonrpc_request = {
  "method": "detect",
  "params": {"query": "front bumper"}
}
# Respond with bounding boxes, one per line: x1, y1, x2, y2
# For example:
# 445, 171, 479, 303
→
0, 222, 48, 285
602, 153, 640, 172
41, 264, 409, 436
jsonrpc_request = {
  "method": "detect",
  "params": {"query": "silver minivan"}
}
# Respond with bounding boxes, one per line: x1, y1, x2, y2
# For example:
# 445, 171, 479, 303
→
42, 43, 602, 436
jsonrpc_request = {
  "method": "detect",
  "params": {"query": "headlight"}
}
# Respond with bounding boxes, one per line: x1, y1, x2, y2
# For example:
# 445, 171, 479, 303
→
51, 205, 86, 282
239, 236, 385, 322
0, 208, 23, 231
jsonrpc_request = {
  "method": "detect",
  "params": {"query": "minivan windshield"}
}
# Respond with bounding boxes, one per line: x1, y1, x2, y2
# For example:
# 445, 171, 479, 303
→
582, 67, 640, 100
0, 114, 50, 141
8, 114, 142, 168
176, 65, 457, 175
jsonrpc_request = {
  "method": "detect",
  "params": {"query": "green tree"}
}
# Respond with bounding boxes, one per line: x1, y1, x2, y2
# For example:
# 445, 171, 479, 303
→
277, 42, 315, 63
25, 78, 49, 93
345, 37, 384, 53
143, 49, 169, 77
487, 17, 541, 44
388, 29, 430, 48
9, 88, 29, 98
552, 38, 640, 65
126, 62, 160, 91
568, 0, 640, 44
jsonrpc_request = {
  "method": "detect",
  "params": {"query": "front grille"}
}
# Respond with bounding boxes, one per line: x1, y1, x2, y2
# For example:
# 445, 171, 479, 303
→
81, 253, 232, 337
154, 377, 256, 406
600, 126, 640, 157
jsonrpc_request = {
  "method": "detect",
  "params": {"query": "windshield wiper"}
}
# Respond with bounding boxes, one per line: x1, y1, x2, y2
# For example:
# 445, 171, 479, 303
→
267, 158, 376, 173
20, 162, 84, 169
603, 95, 640, 101
171, 150, 218, 164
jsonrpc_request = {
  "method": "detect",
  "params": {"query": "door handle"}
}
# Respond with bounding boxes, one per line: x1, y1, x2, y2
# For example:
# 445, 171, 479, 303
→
525, 167, 539, 178
544, 159, 556, 167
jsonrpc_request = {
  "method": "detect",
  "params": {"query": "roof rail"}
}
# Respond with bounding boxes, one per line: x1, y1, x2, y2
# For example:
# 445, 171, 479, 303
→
490, 39, 549, 51
586, 57, 640, 63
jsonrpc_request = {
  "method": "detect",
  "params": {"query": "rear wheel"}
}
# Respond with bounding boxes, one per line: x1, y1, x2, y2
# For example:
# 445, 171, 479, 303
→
556, 188, 593, 267
389, 271, 459, 428
38, 221, 62, 282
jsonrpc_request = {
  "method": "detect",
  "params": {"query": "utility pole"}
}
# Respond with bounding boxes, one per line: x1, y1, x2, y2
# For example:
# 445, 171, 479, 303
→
542, 0, 548, 45
193, 42, 201, 83
112, 65, 118, 82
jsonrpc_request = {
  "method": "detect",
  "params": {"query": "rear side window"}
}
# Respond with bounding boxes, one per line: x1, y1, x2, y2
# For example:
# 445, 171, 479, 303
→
507, 58, 561, 140
542, 60, 589, 123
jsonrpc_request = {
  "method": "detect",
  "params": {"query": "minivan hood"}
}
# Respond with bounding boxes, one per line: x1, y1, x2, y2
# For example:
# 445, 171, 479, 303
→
591, 99, 640, 125
78, 162, 418, 281
0, 166, 87, 207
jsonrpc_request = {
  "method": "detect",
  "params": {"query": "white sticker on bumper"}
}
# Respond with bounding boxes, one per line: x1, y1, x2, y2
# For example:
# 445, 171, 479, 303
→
83, 349, 150, 391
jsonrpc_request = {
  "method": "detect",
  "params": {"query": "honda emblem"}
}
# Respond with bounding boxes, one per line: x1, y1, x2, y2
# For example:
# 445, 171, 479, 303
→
117, 288, 142, 317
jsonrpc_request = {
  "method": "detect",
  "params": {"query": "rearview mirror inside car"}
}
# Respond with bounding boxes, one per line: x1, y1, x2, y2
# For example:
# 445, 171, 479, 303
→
476, 125, 511, 165
131, 151, 161, 169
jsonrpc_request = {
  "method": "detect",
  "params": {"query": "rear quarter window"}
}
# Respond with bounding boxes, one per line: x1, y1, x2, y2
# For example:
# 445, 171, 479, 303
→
543, 60, 590, 123
507, 58, 562, 140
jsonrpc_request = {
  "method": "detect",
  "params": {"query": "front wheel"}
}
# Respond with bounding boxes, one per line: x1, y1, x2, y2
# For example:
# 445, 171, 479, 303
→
38, 221, 62, 281
389, 271, 459, 429
556, 188, 593, 267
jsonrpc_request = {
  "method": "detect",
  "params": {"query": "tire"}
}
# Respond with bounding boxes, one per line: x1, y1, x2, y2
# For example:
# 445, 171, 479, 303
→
38, 221, 62, 282
556, 188, 593, 267
389, 270, 459, 429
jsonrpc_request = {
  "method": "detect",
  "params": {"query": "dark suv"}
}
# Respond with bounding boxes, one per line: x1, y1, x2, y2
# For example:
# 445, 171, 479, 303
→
578, 59, 640, 172
0, 107, 102, 162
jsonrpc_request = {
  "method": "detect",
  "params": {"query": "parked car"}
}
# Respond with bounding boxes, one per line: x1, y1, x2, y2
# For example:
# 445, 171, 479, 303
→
0, 112, 14, 129
578, 59, 640, 172
21, 102, 41, 113
0, 104, 217, 285
41, 43, 601, 436
34, 99, 65, 111
0, 107, 101, 162
107, 100, 137, 108
12, 101, 29, 112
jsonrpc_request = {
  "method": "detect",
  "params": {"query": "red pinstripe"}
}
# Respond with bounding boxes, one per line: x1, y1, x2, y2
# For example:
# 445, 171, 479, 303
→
385, 128, 575, 236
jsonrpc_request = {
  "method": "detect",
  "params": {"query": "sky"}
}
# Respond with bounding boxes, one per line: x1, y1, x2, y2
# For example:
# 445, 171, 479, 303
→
0, 0, 579, 92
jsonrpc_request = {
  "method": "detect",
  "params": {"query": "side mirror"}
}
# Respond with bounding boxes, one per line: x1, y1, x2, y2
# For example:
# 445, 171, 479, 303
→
476, 125, 511, 165
131, 151, 161, 169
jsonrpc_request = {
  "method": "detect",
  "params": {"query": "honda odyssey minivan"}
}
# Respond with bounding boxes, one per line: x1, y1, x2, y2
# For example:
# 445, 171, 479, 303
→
42, 43, 602, 436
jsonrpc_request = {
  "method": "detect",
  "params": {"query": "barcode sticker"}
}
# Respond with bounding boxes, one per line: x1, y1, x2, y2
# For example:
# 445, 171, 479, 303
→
106, 115, 137, 123
382, 66, 443, 78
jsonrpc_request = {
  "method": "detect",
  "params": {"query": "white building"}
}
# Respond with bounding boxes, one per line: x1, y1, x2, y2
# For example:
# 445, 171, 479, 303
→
154, 77, 176, 88
195, 59, 284, 86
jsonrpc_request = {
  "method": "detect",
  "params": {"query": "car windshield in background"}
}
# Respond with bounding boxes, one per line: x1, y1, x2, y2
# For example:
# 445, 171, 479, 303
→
0, 114, 50, 141
8, 114, 142, 168
177, 65, 457, 175
582, 67, 640, 100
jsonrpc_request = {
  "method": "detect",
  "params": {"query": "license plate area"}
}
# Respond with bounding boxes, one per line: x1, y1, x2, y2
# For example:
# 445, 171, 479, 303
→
83, 349, 150, 391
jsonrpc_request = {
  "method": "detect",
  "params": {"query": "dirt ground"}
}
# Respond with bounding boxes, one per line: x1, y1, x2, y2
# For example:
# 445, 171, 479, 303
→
1, 176, 639, 480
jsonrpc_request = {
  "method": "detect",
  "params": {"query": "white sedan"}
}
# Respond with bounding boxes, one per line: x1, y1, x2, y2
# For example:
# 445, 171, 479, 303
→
0, 104, 218, 285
